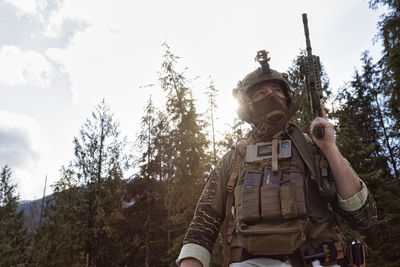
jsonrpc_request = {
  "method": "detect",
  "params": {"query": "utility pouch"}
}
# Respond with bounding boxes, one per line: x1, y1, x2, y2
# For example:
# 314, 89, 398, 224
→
236, 219, 309, 255
261, 168, 281, 220
240, 170, 262, 222
280, 181, 298, 219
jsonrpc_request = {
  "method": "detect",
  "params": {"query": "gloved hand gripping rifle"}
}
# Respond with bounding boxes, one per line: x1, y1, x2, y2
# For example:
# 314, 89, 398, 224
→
300, 13, 324, 140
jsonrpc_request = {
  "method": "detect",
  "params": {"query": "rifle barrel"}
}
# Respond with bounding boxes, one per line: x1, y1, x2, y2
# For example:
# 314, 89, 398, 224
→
302, 13, 312, 56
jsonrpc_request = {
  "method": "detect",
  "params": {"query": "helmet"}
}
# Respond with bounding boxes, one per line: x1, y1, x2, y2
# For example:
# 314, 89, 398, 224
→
232, 50, 292, 123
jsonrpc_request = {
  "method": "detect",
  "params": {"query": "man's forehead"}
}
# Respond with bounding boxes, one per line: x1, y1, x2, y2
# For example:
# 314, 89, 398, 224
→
255, 81, 282, 89
248, 81, 282, 95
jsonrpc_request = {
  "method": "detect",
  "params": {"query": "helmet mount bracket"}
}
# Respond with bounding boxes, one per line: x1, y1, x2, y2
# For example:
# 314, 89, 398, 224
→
255, 50, 272, 74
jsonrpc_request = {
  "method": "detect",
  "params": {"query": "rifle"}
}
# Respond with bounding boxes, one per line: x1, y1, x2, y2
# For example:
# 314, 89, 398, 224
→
301, 13, 336, 197
301, 13, 324, 140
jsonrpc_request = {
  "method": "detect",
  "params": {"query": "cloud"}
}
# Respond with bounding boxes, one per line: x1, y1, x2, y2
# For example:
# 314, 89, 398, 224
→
44, 16, 88, 42
0, 0, 87, 51
0, 45, 52, 87
0, 111, 40, 169
5, 0, 39, 17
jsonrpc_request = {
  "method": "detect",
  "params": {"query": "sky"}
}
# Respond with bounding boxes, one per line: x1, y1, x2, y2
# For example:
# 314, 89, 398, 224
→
0, 0, 386, 200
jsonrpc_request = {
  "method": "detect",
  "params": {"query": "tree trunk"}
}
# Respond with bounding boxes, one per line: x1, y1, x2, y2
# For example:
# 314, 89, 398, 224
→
145, 120, 151, 267
167, 176, 171, 247
145, 190, 150, 267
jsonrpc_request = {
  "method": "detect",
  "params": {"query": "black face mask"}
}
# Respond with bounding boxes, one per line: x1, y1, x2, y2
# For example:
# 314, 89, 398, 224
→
251, 94, 289, 141
252, 93, 288, 123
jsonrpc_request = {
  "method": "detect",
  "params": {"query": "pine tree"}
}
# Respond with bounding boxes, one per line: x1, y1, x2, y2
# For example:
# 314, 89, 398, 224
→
31, 100, 128, 267
141, 97, 155, 267
0, 165, 29, 266
159, 43, 211, 265
122, 96, 169, 266
73, 100, 127, 266
204, 78, 219, 167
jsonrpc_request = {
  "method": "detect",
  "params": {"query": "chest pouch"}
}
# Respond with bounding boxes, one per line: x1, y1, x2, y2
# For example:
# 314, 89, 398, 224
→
239, 170, 262, 222
280, 180, 298, 219
261, 168, 282, 220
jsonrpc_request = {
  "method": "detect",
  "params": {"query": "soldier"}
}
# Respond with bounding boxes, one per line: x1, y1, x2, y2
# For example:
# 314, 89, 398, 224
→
176, 52, 377, 267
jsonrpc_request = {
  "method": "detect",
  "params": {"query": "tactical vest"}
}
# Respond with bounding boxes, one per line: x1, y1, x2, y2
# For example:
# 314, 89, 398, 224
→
225, 124, 342, 264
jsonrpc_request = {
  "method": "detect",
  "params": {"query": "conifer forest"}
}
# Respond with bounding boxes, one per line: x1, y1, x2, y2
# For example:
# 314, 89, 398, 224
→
1, 1, 400, 266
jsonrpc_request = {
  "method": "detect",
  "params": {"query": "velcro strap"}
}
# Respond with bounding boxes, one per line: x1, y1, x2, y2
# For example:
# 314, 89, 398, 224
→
272, 138, 279, 172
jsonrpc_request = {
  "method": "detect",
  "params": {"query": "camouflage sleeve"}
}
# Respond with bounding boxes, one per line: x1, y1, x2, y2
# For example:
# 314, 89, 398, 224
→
182, 149, 235, 253
334, 181, 377, 229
